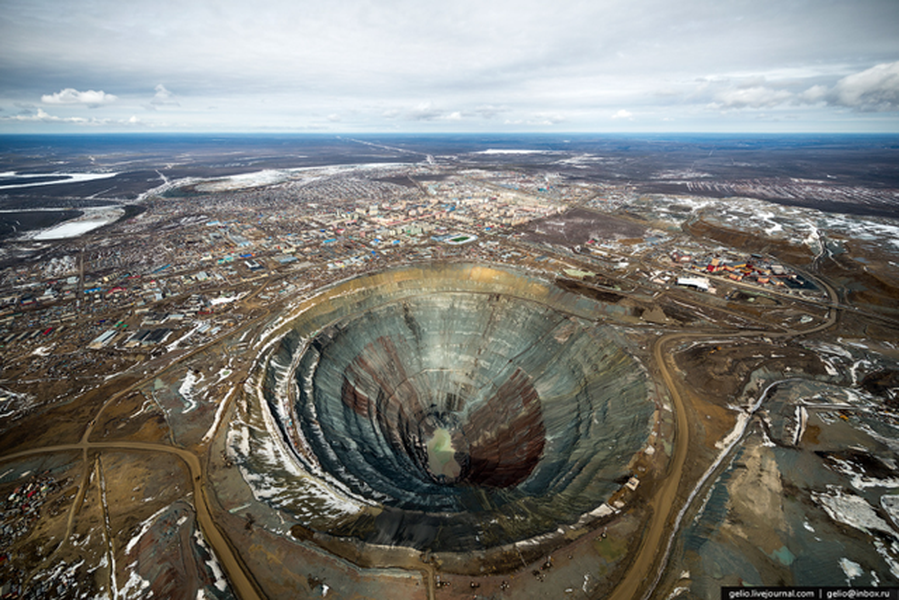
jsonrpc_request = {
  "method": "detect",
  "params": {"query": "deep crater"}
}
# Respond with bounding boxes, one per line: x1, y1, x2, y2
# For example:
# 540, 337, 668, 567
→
253, 265, 655, 552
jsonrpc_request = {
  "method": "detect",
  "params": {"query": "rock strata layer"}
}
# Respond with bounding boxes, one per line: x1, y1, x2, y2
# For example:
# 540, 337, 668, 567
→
254, 264, 655, 551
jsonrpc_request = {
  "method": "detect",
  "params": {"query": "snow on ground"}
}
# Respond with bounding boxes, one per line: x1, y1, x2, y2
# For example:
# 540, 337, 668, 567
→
192, 163, 410, 193
210, 293, 244, 305
195, 170, 294, 192
0, 388, 35, 419
803, 341, 854, 361
651, 194, 899, 268
882, 495, 899, 529
0, 171, 119, 190
874, 539, 899, 579
192, 528, 229, 592
555, 154, 614, 167
793, 406, 808, 446
849, 358, 876, 386
120, 565, 152, 599
826, 456, 899, 490
166, 322, 204, 352
201, 387, 236, 443
812, 485, 896, 536
27, 206, 124, 241
228, 396, 365, 526
715, 412, 750, 450
472, 149, 547, 155
41, 254, 77, 277
840, 557, 863, 584
178, 370, 204, 413
33, 219, 109, 240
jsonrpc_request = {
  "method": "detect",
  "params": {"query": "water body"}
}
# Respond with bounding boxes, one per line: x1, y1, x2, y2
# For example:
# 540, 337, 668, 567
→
426, 428, 462, 480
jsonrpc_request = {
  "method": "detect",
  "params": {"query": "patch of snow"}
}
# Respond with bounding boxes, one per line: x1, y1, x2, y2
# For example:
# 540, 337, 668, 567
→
123, 507, 170, 555
201, 387, 236, 443
0, 171, 118, 190
120, 566, 151, 599
839, 557, 863, 584
760, 426, 777, 447
166, 322, 204, 352
473, 149, 546, 155
882, 495, 899, 530
215, 368, 233, 384
193, 529, 228, 592
716, 412, 750, 450
827, 457, 899, 491
210, 293, 244, 305
33, 219, 109, 240
178, 370, 204, 413
195, 170, 292, 192
806, 341, 853, 359
793, 406, 808, 446
812, 486, 896, 536
26, 206, 124, 241
873, 539, 899, 579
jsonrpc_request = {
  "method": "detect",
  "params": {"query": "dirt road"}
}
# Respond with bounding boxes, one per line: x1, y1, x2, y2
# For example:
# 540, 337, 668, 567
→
606, 269, 838, 600
0, 440, 264, 600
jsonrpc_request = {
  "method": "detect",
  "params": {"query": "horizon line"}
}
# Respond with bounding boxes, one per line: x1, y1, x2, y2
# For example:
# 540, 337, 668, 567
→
3, 130, 899, 137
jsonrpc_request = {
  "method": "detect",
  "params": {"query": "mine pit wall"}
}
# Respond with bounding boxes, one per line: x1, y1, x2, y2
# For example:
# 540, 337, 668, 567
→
238, 262, 659, 560
262, 263, 640, 344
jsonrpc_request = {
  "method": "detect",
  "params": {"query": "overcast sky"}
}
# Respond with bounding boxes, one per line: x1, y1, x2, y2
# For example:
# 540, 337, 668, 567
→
2, 0, 899, 133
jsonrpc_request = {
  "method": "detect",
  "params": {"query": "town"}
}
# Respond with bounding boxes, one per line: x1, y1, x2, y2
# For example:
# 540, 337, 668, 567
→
0, 163, 825, 374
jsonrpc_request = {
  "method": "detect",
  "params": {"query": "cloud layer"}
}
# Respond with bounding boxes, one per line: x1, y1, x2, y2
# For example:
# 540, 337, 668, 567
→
41, 88, 118, 108
829, 62, 899, 111
2, 0, 898, 132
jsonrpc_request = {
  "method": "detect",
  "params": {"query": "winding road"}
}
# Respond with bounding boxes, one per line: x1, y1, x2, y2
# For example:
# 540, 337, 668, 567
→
606, 267, 838, 600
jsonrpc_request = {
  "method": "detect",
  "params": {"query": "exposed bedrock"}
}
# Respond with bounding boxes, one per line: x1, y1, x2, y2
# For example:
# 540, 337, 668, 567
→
257, 264, 655, 552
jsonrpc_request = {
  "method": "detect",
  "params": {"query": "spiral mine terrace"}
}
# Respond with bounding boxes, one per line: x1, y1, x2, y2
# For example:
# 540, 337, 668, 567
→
232, 264, 658, 559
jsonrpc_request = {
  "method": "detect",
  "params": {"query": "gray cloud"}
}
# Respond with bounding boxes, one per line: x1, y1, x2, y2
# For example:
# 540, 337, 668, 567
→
711, 87, 794, 110
2, 0, 899, 132
407, 102, 448, 122
0, 108, 142, 126
702, 61, 899, 113
145, 84, 179, 111
468, 105, 506, 119
828, 61, 899, 112
5, 108, 87, 123
403, 103, 471, 122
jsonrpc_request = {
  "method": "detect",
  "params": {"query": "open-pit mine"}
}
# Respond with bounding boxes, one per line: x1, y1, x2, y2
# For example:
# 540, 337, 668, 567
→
242, 264, 655, 555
